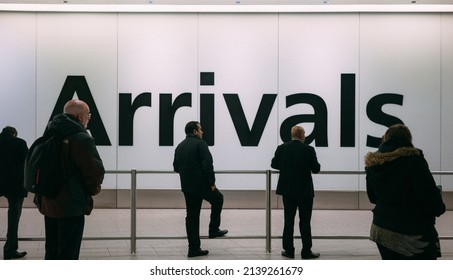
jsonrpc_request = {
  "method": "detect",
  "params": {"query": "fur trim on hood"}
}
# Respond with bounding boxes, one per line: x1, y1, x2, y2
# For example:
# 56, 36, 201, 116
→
365, 147, 421, 168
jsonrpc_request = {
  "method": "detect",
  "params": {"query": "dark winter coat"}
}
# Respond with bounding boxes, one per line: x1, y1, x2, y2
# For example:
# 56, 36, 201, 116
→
271, 139, 321, 198
0, 131, 28, 197
173, 134, 215, 193
365, 140, 445, 235
37, 113, 104, 218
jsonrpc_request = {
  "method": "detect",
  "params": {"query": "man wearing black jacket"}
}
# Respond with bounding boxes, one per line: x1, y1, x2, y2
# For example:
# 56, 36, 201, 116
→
271, 125, 321, 259
37, 99, 104, 260
173, 121, 227, 258
0, 126, 28, 260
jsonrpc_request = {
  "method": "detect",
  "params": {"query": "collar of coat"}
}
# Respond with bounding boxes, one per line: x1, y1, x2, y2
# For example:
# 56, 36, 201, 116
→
364, 146, 421, 168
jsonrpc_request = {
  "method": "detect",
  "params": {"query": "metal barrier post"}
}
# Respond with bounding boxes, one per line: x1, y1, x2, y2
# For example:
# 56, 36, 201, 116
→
130, 169, 137, 254
265, 169, 272, 253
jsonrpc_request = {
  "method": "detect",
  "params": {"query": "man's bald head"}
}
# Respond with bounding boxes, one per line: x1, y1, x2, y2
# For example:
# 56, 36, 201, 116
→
291, 126, 305, 142
63, 99, 91, 128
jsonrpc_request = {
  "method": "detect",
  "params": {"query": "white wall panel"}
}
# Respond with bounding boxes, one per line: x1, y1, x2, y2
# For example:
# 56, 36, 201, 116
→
279, 14, 360, 191
359, 13, 441, 166
198, 13, 279, 189
36, 13, 118, 187
117, 13, 198, 189
441, 13, 453, 189
0, 12, 36, 142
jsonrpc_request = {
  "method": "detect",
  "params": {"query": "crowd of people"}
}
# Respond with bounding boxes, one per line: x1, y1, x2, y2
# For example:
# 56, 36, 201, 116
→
0, 99, 446, 260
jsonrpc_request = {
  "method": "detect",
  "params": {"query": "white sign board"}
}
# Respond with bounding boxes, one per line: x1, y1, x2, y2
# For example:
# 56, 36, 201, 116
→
1, 11, 452, 191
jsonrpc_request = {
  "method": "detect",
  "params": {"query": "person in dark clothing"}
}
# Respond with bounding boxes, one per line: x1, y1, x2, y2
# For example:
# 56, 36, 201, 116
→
365, 124, 445, 260
173, 121, 228, 258
271, 125, 321, 260
35, 99, 104, 260
0, 126, 28, 260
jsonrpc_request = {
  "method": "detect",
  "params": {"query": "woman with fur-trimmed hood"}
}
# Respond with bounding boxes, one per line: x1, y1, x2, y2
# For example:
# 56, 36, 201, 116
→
365, 124, 445, 260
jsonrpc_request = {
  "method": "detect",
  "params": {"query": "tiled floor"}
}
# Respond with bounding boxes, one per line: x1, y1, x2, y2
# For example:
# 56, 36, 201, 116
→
1, 208, 453, 260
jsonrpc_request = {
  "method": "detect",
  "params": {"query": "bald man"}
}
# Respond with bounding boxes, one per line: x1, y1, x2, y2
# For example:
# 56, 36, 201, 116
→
271, 125, 321, 259
37, 99, 104, 259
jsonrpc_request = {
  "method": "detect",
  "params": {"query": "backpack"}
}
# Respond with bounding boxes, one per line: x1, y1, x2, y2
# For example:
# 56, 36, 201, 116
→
24, 130, 68, 198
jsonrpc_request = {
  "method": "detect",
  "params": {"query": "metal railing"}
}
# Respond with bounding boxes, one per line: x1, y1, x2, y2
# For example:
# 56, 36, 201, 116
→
125, 169, 272, 254
110, 169, 453, 254
11, 169, 453, 254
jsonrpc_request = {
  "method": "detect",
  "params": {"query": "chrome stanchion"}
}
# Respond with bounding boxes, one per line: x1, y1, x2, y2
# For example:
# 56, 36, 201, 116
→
130, 169, 137, 254
265, 169, 272, 253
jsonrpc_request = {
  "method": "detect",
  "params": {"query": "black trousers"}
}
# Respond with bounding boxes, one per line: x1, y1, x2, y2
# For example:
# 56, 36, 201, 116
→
44, 215, 85, 260
183, 188, 224, 252
3, 195, 24, 256
282, 195, 314, 254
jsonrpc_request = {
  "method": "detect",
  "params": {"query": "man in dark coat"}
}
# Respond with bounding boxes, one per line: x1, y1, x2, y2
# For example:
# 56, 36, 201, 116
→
271, 125, 321, 259
36, 99, 104, 260
173, 121, 227, 258
0, 126, 28, 260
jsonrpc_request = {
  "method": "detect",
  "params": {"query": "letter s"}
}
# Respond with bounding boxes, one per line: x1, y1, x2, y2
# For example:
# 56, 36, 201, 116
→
366, 93, 404, 148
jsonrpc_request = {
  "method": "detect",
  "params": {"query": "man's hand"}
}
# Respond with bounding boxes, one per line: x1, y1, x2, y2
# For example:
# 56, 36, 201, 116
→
211, 185, 216, 191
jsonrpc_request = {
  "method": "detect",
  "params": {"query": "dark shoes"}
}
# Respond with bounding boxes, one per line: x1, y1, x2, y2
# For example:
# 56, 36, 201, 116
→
281, 250, 295, 259
281, 250, 320, 259
187, 229, 228, 257
209, 229, 228, 238
188, 249, 209, 258
302, 251, 320, 259
4, 251, 27, 260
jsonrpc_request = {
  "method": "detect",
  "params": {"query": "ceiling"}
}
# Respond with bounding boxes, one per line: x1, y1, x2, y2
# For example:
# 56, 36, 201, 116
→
1, 0, 453, 5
